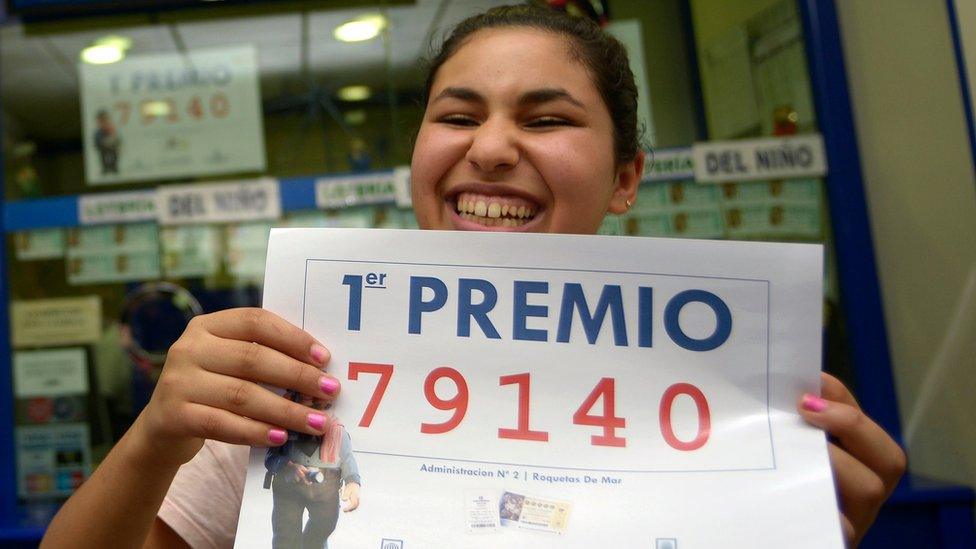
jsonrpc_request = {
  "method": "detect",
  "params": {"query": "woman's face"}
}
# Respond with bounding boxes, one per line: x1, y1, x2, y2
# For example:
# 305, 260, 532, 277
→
411, 28, 642, 234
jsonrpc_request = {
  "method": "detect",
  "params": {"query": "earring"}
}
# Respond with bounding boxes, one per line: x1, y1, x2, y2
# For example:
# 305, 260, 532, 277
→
625, 199, 632, 209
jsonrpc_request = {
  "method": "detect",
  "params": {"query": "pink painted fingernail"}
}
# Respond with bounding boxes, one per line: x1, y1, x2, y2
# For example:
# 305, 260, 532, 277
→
307, 413, 325, 430
320, 376, 339, 395
802, 393, 828, 412
310, 344, 330, 366
268, 429, 287, 444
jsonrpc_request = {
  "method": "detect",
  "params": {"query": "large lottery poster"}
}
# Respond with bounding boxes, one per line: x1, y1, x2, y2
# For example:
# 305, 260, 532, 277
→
79, 46, 265, 185
236, 229, 842, 548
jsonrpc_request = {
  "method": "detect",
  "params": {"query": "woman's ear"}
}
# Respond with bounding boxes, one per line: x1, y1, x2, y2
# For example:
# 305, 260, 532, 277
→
607, 150, 645, 214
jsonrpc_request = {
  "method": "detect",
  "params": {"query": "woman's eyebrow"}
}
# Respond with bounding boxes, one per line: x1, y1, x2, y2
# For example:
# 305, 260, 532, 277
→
432, 86, 585, 110
433, 87, 483, 103
519, 88, 585, 109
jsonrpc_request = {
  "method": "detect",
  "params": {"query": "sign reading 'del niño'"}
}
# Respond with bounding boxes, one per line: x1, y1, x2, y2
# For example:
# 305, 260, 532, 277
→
236, 229, 843, 549
692, 134, 827, 183
156, 178, 280, 225
79, 46, 265, 185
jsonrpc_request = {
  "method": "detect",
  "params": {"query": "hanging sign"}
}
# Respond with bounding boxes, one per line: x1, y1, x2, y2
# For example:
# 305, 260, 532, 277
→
79, 190, 157, 225
235, 229, 842, 549
79, 46, 266, 185
692, 134, 827, 183
315, 173, 397, 209
643, 148, 695, 182
13, 348, 89, 398
11, 296, 102, 348
156, 177, 280, 225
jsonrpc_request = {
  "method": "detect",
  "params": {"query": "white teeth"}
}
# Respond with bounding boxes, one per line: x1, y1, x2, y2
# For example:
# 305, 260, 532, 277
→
474, 200, 487, 217
516, 206, 525, 218
501, 205, 510, 216
487, 203, 501, 218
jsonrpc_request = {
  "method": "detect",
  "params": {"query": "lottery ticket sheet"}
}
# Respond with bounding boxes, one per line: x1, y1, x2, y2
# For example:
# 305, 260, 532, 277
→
235, 228, 843, 548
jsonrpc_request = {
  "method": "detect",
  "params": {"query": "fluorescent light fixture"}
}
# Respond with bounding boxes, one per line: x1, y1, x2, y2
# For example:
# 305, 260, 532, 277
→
337, 85, 372, 102
81, 44, 124, 65
334, 14, 387, 42
81, 34, 132, 65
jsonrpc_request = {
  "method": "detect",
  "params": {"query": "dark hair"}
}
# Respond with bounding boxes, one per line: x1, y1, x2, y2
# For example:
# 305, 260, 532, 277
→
423, 3, 642, 164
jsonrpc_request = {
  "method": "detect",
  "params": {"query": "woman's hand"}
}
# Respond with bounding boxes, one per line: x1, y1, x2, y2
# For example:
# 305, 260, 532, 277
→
134, 308, 340, 466
341, 482, 361, 512
799, 372, 906, 547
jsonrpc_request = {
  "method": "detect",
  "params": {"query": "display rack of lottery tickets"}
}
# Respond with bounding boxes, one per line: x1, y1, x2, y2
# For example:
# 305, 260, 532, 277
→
0, 0, 974, 546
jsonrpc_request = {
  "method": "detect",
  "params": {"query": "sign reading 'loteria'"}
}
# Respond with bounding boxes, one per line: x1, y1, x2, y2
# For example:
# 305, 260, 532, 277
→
643, 148, 695, 182
237, 229, 842, 548
79, 46, 265, 185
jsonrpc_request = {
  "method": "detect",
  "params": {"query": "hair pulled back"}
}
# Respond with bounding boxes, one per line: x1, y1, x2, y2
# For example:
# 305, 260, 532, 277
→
423, 4, 641, 164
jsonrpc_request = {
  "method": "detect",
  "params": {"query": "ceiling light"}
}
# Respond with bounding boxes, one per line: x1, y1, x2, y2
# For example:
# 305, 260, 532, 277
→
81, 44, 124, 65
334, 14, 387, 42
337, 85, 372, 102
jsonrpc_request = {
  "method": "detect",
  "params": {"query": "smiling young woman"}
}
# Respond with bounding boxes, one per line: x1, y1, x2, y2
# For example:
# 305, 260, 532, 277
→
39, 5, 903, 549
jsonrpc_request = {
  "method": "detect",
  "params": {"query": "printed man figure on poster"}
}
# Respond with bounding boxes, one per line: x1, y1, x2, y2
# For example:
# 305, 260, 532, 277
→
264, 391, 361, 549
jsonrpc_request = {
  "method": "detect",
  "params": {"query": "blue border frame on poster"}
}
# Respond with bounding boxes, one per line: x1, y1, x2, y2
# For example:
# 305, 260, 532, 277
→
946, 0, 976, 180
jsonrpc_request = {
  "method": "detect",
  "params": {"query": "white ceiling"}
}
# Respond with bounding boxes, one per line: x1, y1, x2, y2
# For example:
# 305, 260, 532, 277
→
0, 0, 514, 142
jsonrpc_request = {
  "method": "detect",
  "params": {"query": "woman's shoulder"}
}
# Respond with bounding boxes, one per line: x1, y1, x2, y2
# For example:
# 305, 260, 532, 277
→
199, 439, 251, 476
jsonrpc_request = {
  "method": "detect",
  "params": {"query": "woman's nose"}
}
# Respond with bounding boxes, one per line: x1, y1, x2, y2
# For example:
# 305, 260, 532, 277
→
465, 118, 520, 173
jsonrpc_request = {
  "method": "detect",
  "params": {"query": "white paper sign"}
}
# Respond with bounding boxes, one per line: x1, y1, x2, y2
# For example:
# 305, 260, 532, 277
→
11, 296, 102, 348
79, 190, 157, 225
13, 348, 89, 398
693, 134, 827, 183
156, 177, 280, 225
237, 229, 842, 548
79, 46, 266, 185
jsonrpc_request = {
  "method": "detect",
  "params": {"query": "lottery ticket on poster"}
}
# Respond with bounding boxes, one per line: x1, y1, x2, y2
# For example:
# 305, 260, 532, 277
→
235, 229, 843, 548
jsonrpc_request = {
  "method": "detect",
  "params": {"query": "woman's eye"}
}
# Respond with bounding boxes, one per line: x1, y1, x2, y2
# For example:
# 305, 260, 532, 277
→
525, 117, 572, 128
438, 114, 479, 126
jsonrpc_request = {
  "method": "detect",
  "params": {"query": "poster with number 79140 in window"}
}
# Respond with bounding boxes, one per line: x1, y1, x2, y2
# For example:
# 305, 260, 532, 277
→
235, 228, 843, 549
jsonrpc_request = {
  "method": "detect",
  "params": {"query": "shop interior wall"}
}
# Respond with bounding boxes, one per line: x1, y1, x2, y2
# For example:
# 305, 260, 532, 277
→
835, 1, 976, 495
613, 0, 699, 147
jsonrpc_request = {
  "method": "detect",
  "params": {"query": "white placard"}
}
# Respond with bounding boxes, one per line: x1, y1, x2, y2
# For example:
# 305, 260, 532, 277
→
644, 148, 694, 182
11, 296, 102, 348
236, 229, 842, 549
80, 46, 266, 185
156, 177, 280, 225
693, 134, 827, 183
14, 348, 88, 398
315, 173, 397, 209
79, 190, 157, 225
